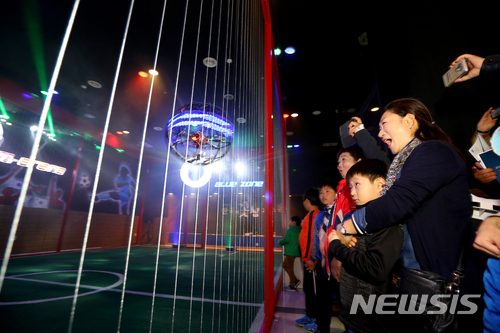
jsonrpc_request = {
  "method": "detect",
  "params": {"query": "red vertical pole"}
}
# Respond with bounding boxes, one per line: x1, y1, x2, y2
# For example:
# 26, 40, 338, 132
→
261, 0, 274, 332
136, 162, 149, 245
281, 115, 288, 233
56, 136, 84, 252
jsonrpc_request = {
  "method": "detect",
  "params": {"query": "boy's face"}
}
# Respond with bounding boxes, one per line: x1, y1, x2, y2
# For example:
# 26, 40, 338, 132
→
303, 198, 310, 211
319, 186, 336, 206
349, 174, 385, 205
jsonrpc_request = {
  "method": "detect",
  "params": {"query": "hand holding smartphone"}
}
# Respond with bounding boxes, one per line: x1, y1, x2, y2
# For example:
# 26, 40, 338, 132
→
443, 58, 469, 87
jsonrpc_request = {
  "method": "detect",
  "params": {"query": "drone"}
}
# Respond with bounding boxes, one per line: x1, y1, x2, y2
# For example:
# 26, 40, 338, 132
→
166, 103, 234, 165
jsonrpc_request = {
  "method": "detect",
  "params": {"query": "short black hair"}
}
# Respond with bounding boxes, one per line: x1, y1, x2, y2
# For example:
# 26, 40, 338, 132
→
302, 187, 323, 209
345, 159, 388, 184
336, 145, 366, 161
291, 216, 302, 227
319, 178, 337, 191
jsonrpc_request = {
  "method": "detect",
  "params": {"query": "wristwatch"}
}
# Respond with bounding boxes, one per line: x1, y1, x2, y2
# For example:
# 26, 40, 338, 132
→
340, 222, 355, 236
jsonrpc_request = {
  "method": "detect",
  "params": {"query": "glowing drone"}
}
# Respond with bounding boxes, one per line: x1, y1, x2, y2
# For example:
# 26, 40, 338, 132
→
166, 103, 234, 187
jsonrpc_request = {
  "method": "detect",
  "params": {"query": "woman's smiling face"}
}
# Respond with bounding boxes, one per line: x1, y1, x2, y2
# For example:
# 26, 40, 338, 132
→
378, 110, 416, 154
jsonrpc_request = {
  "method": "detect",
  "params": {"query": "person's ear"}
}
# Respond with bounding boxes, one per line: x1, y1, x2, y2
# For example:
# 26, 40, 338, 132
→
404, 113, 416, 130
375, 177, 385, 190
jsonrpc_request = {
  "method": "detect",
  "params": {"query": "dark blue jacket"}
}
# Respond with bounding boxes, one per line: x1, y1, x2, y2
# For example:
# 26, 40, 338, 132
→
352, 140, 472, 280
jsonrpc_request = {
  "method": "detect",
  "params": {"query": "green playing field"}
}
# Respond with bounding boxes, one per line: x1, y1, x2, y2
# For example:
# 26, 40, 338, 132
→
0, 246, 283, 333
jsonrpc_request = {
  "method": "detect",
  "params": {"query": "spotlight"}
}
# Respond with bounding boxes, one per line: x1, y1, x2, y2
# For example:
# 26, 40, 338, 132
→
149, 69, 159, 76
138, 71, 149, 77
40, 90, 58, 95
291, 113, 299, 117
284, 47, 296, 55
371, 107, 380, 112
30, 125, 38, 132
274, 48, 281, 56
235, 162, 245, 174
211, 161, 223, 172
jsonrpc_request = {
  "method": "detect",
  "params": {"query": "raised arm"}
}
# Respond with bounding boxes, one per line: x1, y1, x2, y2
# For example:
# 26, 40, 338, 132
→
351, 141, 465, 233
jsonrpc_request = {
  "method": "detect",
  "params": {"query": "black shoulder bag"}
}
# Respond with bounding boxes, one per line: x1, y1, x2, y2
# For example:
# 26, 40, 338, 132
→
389, 227, 469, 333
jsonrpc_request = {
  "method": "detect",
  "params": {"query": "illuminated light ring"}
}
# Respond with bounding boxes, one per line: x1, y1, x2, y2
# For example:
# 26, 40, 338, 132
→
180, 162, 213, 188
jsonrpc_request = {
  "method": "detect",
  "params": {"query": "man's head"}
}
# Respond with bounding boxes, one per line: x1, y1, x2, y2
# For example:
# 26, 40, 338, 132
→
336, 146, 365, 179
345, 159, 388, 206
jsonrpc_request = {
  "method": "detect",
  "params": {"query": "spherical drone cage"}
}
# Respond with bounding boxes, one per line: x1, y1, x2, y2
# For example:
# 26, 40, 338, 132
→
166, 102, 234, 165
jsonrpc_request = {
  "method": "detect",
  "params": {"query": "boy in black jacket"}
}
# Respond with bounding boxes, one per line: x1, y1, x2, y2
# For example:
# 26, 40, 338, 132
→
328, 159, 404, 332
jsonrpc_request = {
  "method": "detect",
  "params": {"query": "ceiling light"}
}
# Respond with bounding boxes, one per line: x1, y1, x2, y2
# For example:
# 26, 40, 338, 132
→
84, 114, 95, 119
203, 57, 217, 68
30, 125, 38, 132
236, 117, 246, 123
122, 130, 130, 134
284, 47, 296, 54
224, 94, 234, 100
116, 131, 123, 135
153, 126, 163, 131
371, 107, 380, 112
87, 80, 102, 88
312, 110, 321, 115
138, 71, 148, 77
283, 114, 289, 118
148, 69, 159, 76
274, 48, 281, 56
291, 113, 298, 117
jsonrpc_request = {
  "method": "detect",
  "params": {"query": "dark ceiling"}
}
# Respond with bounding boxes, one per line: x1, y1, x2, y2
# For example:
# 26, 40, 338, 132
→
1, 1, 500, 194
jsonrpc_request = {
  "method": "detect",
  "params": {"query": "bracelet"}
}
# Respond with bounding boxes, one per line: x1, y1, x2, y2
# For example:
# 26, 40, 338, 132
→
355, 124, 365, 133
477, 129, 490, 134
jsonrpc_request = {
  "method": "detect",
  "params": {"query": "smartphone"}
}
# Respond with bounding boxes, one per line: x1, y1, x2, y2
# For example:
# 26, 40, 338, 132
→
339, 119, 358, 148
491, 106, 500, 119
443, 58, 469, 87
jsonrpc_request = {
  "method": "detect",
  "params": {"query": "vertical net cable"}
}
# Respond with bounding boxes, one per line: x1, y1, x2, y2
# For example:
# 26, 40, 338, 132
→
67, 1, 135, 332
168, 0, 196, 332
0, 0, 81, 294
116, 0, 170, 332
185, 0, 207, 331
1, 1, 277, 332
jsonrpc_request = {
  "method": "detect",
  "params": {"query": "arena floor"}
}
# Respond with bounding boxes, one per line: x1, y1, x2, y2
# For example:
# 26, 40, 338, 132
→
0, 246, 282, 333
